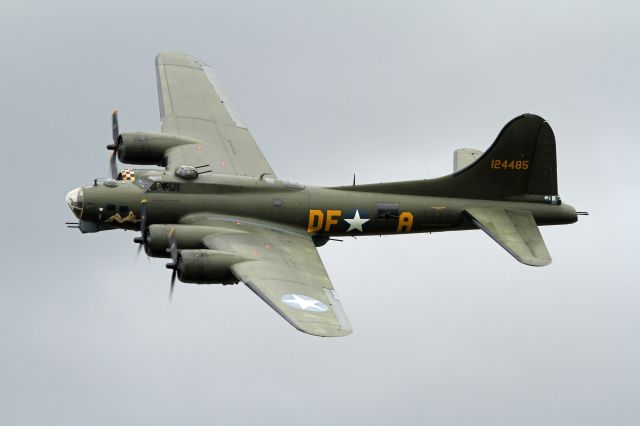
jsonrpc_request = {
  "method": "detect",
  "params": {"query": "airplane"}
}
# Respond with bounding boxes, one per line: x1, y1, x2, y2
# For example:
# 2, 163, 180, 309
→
65, 51, 584, 337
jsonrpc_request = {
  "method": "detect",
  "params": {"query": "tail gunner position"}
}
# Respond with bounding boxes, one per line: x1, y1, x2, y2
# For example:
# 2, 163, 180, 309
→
65, 52, 584, 337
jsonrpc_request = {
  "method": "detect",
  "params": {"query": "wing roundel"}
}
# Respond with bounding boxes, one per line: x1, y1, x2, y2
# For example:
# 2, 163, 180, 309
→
185, 218, 353, 337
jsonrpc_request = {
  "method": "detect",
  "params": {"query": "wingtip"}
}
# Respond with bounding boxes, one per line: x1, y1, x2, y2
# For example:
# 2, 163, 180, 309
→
156, 51, 209, 68
518, 256, 552, 267
296, 323, 353, 337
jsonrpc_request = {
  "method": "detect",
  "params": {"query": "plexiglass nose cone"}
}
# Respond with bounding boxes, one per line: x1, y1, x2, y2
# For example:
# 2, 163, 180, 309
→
66, 187, 84, 218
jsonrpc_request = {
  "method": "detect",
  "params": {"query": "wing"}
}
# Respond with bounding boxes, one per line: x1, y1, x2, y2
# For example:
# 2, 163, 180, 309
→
466, 207, 552, 266
155, 51, 276, 177
194, 218, 352, 337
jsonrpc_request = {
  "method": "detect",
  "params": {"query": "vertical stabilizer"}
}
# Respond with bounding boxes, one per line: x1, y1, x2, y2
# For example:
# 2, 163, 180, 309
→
340, 114, 560, 201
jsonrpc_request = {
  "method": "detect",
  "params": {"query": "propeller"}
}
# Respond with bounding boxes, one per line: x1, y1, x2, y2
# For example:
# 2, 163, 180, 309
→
106, 109, 120, 179
164, 228, 180, 301
133, 202, 148, 258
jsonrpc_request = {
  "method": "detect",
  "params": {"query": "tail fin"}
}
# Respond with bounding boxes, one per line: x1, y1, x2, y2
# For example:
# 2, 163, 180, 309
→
343, 114, 559, 201
455, 113, 557, 198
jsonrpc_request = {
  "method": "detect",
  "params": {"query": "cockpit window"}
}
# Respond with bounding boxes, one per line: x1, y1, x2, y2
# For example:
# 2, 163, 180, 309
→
148, 182, 180, 192
134, 177, 154, 191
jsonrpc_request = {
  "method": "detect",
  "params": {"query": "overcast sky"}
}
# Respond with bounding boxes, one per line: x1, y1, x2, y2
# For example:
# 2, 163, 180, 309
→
1, 1, 639, 425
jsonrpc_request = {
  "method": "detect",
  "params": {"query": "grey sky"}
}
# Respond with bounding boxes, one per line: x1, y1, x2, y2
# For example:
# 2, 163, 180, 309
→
1, 1, 639, 425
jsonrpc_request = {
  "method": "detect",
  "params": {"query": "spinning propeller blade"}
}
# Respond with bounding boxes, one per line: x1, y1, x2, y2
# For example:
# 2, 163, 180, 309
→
165, 228, 179, 301
107, 109, 120, 179
111, 109, 119, 143
133, 203, 149, 261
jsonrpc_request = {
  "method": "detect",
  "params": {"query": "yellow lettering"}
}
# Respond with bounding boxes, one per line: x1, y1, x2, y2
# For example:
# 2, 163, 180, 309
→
397, 212, 414, 232
491, 159, 530, 171
307, 210, 324, 233
325, 210, 341, 232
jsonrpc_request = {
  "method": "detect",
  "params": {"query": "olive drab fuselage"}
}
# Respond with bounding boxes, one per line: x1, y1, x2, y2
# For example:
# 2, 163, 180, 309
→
71, 172, 577, 249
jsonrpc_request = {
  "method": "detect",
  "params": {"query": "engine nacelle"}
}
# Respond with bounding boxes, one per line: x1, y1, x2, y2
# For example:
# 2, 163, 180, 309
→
116, 132, 200, 166
177, 250, 252, 284
146, 224, 212, 258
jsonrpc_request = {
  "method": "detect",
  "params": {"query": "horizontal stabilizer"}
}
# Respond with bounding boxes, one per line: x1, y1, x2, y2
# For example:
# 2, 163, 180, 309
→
466, 207, 552, 267
453, 148, 483, 172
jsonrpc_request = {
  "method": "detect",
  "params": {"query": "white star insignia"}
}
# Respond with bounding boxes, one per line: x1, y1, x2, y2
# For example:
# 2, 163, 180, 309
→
344, 209, 370, 232
281, 294, 328, 312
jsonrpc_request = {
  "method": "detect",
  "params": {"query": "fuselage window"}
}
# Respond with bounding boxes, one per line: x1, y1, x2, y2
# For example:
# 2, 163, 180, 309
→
377, 203, 400, 219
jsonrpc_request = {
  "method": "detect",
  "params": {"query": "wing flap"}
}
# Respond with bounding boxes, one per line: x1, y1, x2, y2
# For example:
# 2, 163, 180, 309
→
466, 207, 552, 266
198, 220, 352, 337
155, 51, 276, 177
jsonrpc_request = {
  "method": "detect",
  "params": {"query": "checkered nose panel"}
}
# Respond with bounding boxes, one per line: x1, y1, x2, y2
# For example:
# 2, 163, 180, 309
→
118, 169, 136, 182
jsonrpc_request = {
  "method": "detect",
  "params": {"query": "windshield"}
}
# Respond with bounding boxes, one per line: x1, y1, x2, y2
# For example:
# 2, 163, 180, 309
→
133, 177, 154, 191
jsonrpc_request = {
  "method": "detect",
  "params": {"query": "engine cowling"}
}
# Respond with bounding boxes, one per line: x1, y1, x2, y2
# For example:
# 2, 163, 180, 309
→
145, 224, 212, 258
177, 250, 251, 284
116, 132, 200, 166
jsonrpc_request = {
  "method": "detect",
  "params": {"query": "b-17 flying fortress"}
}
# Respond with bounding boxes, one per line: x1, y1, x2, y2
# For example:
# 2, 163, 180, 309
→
66, 52, 583, 337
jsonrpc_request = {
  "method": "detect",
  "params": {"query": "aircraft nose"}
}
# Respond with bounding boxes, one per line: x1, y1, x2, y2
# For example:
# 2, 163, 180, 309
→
66, 187, 84, 218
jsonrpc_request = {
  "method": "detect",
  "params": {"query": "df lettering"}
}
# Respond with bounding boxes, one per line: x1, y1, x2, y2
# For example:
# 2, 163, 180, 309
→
307, 210, 341, 232
307, 210, 414, 233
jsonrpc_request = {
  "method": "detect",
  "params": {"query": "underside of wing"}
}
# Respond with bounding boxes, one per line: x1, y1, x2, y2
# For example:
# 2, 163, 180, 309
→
192, 218, 352, 337
235, 263, 352, 337
155, 51, 276, 178
466, 207, 552, 266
